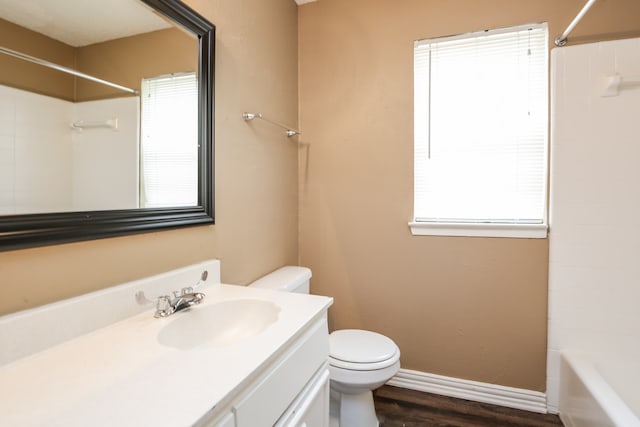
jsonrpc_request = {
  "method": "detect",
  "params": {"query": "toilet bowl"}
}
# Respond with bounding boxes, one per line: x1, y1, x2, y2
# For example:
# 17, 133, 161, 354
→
249, 266, 400, 427
329, 329, 400, 427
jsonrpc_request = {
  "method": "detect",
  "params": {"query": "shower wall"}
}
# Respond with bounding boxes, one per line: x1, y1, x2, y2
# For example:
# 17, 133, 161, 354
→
547, 37, 640, 412
0, 84, 139, 214
71, 97, 139, 211
0, 85, 73, 214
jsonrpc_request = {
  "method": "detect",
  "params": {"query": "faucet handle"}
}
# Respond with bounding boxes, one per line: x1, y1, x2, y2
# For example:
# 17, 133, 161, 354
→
157, 295, 171, 308
155, 295, 173, 318
174, 287, 194, 298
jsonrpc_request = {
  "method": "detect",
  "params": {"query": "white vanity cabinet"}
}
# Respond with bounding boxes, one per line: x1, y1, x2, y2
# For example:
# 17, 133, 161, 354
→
201, 316, 330, 427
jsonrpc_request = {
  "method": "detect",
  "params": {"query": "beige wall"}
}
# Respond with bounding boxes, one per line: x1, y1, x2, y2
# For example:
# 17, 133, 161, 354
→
76, 28, 197, 101
0, 18, 75, 100
298, 0, 640, 392
0, 19, 196, 102
0, 0, 299, 315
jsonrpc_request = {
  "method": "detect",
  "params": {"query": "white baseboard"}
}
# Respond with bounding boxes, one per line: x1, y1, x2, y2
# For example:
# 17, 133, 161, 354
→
386, 368, 548, 414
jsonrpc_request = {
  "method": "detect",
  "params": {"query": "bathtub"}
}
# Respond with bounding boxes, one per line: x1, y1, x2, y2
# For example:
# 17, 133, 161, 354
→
559, 352, 640, 427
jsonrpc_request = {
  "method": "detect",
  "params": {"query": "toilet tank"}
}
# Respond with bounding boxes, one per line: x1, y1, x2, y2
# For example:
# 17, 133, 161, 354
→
249, 266, 312, 294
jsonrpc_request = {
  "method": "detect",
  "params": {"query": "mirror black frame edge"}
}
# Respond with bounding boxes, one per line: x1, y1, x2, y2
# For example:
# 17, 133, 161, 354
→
0, 0, 215, 251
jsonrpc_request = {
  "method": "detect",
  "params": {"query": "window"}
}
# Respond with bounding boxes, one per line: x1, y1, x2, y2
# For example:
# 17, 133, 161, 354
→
140, 73, 198, 208
411, 23, 548, 238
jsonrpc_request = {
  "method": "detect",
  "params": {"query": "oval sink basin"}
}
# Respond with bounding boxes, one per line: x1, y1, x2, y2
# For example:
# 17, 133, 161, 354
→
157, 299, 280, 350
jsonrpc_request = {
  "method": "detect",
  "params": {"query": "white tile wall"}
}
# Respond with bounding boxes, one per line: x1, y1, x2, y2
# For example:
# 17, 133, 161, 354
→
547, 37, 640, 411
71, 97, 140, 210
0, 85, 140, 214
0, 85, 73, 214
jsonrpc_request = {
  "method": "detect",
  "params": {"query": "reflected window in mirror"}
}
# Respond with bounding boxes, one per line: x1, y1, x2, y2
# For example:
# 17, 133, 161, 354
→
140, 73, 198, 208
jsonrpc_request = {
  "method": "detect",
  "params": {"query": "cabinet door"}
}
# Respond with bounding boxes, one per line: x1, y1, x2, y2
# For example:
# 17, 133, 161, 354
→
276, 367, 330, 427
213, 412, 234, 427
234, 319, 328, 427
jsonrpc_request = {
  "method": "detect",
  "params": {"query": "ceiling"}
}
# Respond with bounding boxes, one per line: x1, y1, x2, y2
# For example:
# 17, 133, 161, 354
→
0, 0, 172, 47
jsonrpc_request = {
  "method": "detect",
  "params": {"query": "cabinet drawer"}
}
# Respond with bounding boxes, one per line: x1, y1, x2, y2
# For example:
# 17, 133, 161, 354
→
234, 318, 328, 427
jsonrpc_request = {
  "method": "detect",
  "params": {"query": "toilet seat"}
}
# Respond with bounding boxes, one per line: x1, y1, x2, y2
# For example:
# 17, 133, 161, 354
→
329, 329, 400, 371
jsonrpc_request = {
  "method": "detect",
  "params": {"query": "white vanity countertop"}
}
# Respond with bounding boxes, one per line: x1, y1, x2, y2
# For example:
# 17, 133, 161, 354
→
0, 284, 332, 427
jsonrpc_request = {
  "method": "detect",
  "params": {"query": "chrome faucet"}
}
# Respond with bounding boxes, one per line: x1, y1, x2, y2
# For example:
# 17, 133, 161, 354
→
154, 286, 205, 318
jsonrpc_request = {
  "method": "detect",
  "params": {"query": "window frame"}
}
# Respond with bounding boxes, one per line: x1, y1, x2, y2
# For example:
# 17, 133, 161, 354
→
410, 23, 549, 239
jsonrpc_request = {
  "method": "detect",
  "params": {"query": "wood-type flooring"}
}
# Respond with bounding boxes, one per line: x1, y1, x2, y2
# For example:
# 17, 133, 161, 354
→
373, 386, 564, 427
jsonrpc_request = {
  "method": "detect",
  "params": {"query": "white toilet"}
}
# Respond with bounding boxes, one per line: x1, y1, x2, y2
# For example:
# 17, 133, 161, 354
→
249, 266, 400, 427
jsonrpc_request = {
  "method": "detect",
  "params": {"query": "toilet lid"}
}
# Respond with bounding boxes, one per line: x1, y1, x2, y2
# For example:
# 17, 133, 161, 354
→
329, 329, 399, 367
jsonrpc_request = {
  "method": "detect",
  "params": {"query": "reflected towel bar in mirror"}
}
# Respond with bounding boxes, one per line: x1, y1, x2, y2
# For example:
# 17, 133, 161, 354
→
71, 118, 119, 131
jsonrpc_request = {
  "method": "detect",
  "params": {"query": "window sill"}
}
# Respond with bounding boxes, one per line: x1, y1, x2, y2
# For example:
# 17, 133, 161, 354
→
408, 221, 548, 238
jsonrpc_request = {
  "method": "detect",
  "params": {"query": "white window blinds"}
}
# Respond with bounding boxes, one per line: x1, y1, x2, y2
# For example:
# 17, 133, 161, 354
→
413, 24, 548, 229
140, 73, 198, 208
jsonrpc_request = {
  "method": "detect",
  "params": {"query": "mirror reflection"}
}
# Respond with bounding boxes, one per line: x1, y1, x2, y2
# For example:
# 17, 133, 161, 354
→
0, 0, 199, 215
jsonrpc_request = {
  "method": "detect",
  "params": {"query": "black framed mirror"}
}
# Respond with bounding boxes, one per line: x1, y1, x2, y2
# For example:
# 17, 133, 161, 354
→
0, 0, 214, 251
